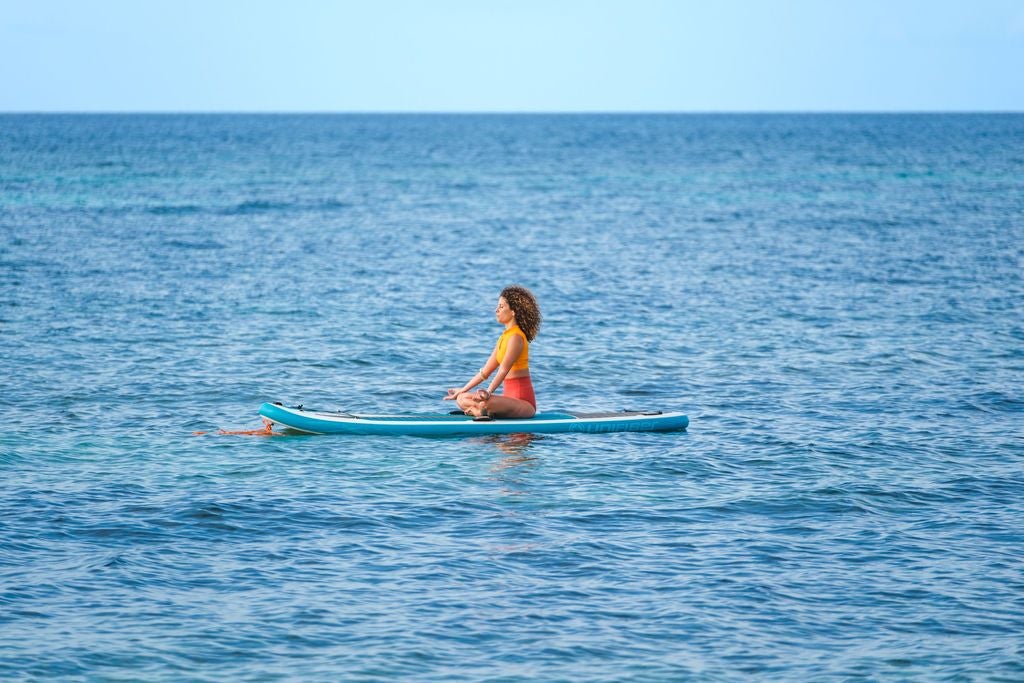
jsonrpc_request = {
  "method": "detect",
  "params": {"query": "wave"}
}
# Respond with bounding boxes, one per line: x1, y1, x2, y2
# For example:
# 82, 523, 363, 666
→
146, 204, 203, 215
144, 199, 352, 216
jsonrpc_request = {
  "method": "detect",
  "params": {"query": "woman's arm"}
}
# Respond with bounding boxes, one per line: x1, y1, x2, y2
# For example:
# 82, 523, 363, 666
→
484, 333, 524, 395
444, 346, 500, 400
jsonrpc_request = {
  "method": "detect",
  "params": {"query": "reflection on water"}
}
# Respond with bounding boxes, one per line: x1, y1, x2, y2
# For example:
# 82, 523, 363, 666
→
476, 433, 544, 495
481, 432, 544, 457
492, 454, 536, 474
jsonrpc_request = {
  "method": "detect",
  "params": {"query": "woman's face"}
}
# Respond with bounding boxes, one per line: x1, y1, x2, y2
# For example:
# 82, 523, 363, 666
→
495, 296, 515, 324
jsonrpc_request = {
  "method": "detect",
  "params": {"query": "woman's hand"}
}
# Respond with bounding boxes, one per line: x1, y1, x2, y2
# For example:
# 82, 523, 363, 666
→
443, 388, 462, 401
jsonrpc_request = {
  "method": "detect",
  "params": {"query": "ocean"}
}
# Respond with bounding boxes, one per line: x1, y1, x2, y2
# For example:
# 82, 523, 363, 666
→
1, 113, 1022, 680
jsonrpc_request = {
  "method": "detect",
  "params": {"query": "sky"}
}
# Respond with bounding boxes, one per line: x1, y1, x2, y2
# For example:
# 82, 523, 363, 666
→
0, 0, 1022, 112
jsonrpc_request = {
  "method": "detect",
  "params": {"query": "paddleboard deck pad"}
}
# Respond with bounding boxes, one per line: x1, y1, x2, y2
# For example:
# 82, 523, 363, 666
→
259, 402, 688, 436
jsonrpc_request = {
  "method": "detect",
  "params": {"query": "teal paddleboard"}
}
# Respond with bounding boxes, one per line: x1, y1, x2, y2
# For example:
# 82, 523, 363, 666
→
259, 402, 688, 436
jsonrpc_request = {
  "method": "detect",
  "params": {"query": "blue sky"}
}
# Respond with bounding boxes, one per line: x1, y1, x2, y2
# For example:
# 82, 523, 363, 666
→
1, 0, 1021, 111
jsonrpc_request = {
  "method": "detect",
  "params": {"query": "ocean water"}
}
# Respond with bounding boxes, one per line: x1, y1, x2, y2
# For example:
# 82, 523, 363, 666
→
1, 113, 1022, 680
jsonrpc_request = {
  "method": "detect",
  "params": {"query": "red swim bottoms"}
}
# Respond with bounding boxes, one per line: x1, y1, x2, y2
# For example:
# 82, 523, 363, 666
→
502, 376, 536, 409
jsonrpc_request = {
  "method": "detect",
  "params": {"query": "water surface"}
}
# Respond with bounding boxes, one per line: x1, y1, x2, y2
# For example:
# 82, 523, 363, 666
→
1, 114, 1022, 680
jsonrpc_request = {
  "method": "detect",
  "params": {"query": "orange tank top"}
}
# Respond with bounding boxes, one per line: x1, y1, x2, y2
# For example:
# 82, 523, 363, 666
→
497, 325, 529, 372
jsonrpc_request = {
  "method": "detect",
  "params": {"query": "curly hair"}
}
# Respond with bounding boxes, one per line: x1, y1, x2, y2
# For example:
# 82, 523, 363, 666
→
500, 285, 541, 342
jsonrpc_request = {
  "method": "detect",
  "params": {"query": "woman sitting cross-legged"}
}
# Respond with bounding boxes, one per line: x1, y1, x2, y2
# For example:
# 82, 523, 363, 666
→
444, 285, 540, 419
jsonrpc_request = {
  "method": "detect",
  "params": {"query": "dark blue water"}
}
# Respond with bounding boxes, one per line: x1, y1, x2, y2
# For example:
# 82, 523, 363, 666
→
2, 114, 1022, 680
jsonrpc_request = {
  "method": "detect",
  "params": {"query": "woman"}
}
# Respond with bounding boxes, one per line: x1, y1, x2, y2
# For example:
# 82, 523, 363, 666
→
444, 285, 541, 419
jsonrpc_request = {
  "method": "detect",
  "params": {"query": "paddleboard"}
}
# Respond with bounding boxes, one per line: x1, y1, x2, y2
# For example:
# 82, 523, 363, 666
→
259, 402, 688, 436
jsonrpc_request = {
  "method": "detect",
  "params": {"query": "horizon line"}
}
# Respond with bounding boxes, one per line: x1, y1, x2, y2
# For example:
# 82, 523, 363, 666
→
2, 109, 1022, 116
